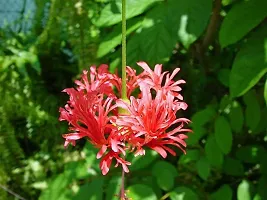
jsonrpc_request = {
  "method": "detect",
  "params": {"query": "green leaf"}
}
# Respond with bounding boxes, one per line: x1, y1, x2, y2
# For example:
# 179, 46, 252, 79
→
218, 69, 230, 87
95, 0, 158, 27
264, 78, 267, 105
73, 177, 104, 200
196, 156, 210, 180
39, 173, 73, 200
237, 180, 254, 200
105, 176, 121, 200
127, 0, 211, 65
210, 184, 233, 200
83, 143, 100, 171
243, 90, 261, 132
152, 161, 177, 191
214, 116, 233, 154
127, 184, 157, 200
97, 17, 142, 58
129, 149, 158, 171
179, 149, 200, 165
191, 106, 216, 128
229, 25, 267, 97
257, 176, 267, 200
219, 0, 267, 47
229, 101, 244, 133
170, 186, 199, 200
235, 145, 266, 164
223, 157, 244, 176
186, 126, 206, 145
205, 135, 224, 167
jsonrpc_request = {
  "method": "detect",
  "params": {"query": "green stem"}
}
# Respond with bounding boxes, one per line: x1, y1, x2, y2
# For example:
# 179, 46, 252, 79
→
119, 1, 128, 199
121, 0, 127, 100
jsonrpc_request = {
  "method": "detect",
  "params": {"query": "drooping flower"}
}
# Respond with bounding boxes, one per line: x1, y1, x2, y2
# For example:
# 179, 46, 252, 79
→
59, 62, 191, 175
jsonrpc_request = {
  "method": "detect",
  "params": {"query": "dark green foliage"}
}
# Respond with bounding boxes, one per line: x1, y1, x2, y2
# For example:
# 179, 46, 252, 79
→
1, 0, 267, 199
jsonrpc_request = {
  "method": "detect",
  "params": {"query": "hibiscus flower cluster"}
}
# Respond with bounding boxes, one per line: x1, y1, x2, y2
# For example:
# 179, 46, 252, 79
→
59, 62, 191, 175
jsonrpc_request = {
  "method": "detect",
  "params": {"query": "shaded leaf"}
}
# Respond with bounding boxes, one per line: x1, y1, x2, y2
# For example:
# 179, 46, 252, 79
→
223, 157, 244, 176
210, 184, 233, 200
196, 157, 210, 180
218, 68, 230, 87
152, 161, 177, 191
73, 177, 104, 200
129, 149, 158, 171
229, 101, 244, 133
205, 135, 224, 167
243, 90, 261, 132
105, 176, 121, 200
215, 116, 233, 154
236, 145, 266, 164
179, 149, 200, 165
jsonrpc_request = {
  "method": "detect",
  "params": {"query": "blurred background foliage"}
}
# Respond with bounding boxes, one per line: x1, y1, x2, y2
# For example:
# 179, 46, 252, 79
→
0, 0, 267, 199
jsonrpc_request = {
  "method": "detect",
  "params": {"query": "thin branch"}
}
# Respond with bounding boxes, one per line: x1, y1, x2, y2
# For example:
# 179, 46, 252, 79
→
202, 0, 222, 50
0, 184, 28, 200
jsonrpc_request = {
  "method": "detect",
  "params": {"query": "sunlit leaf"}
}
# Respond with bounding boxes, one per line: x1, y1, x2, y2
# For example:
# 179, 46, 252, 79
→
170, 186, 199, 200
127, 184, 157, 200
219, 0, 267, 47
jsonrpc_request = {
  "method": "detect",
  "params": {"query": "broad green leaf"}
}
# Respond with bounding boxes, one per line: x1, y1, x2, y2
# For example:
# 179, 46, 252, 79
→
186, 126, 206, 145
229, 101, 244, 133
219, 95, 231, 113
95, 0, 158, 27
253, 107, 267, 134
127, 184, 157, 200
243, 90, 261, 132
127, 0, 211, 65
264, 78, 267, 105
210, 184, 233, 200
237, 180, 254, 200
218, 69, 230, 87
229, 26, 267, 97
196, 157, 210, 180
235, 145, 266, 164
257, 176, 267, 200
214, 116, 233, 154
205, 135, 224, 167
73, 177, 104, 200
179, 149, 200, 165
129, 149, 158, 171
191, 106, 216, 128
253, 194, 262, 200
39, 173, 73, 200
105, 176, 121, 200
152, 161, 177, 191
170, 186, 199, 200
64, 161, 95, 179
219, 0, 267, 47
97, 17, 142, 58
223, 157, 244, 176
83, 143, 100, 171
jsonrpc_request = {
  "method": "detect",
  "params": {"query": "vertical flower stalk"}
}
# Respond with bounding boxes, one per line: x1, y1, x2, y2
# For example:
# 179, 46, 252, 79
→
120, 0, 127, 199
121, 0, 127, 101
